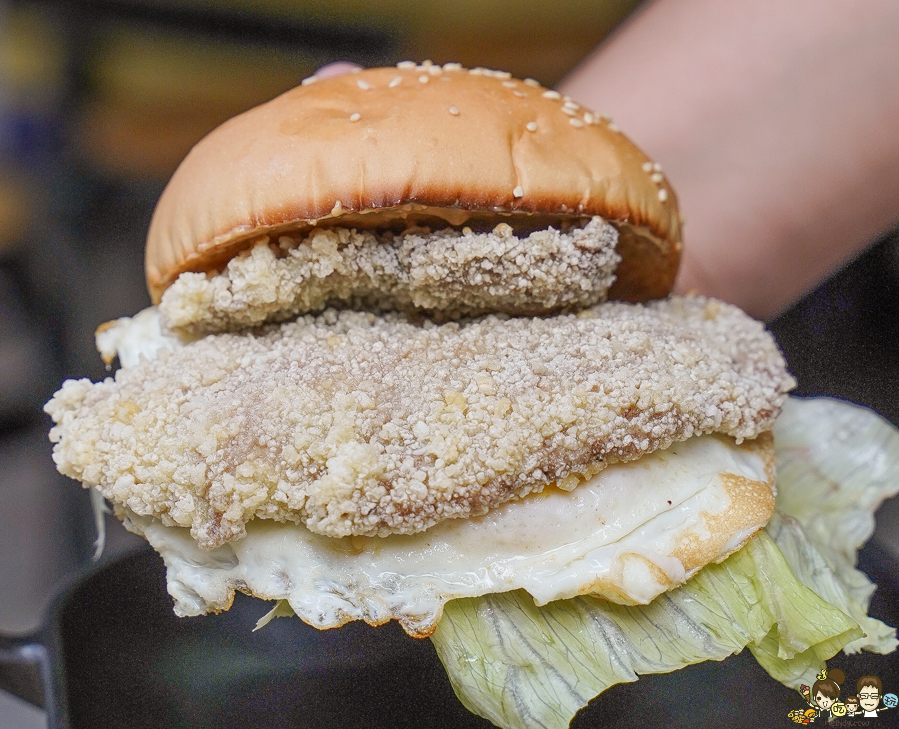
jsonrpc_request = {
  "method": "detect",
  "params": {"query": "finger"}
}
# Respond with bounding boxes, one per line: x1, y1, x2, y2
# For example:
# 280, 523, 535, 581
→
315, 62, 362, 79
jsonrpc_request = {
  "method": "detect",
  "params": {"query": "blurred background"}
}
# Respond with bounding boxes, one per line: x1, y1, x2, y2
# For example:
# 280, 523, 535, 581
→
0, 1, 897, 727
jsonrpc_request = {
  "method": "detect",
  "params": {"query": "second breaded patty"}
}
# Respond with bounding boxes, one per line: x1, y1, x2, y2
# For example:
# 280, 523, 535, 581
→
158, 217, 620, 335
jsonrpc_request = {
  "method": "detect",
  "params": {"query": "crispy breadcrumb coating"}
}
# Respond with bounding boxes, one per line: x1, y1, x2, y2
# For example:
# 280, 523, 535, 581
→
158, 217, 620, 335
46, 297, 794, 549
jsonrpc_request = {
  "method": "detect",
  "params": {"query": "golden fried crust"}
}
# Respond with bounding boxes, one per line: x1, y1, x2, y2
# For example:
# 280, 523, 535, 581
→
46, 297, 793, 550
145, 64, 681, 303
673, 431, 776, 572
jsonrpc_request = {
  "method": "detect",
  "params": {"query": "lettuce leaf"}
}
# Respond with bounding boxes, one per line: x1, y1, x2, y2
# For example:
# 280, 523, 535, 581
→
771, 397, 899, 655
431, 531, 861, 729
253, 599, 296, 631
430, 397, 899, 729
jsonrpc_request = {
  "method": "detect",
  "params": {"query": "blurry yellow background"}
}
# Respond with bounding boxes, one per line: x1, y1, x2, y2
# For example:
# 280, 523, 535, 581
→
1, 0, 640, 181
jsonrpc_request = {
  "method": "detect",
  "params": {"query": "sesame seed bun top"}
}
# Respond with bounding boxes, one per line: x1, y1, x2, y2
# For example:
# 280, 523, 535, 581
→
145, 62, 682, 304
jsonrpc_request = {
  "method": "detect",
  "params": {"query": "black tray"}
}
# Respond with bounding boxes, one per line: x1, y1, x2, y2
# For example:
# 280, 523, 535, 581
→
2, 526, 897, 729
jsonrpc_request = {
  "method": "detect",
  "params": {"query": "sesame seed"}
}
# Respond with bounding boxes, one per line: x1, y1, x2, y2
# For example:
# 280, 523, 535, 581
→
513, 185, 524, 198
356, 79, 371, 90
419, 75, 429, 83
561, 106, 577, 116
523, 78, 540, 86
569, 118, 584, 128
449, 105, 460, 115
443, 62, 462, 71
542, 90, 561, 100
563, 100, 580, 110
642, 162, 653, 172
422, 59, 434, 67
494, 70, 511, 79
349, 113, 361, 122
583, 112, 595, 124
428, 65, 442, 76
502, 80, 517, 88
513, 90, 526, 97
469, 67, 485, 75
653, 162, 663, 172
397, 61, 416, 69
389, 76, 402, 88
332, 200, 343, 214
608, 122, 621, 132
658, 189, 668, 202
651, 172, 664, 183
526, 121, 538, 132
301, 76, 318, 86
351, 67, 363, 74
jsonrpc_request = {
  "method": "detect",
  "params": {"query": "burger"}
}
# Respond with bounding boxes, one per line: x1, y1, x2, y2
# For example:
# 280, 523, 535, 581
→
45, 63, 898, 728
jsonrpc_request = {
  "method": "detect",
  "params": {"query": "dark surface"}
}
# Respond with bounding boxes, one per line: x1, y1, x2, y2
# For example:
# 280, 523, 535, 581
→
57, 0, 396, 56
45, 534, 899, 729
770, 229, 899, 426
58, 548, 490, 729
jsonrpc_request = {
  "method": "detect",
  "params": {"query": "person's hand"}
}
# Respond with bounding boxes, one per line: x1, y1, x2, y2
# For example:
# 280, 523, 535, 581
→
560, 0, 899, 319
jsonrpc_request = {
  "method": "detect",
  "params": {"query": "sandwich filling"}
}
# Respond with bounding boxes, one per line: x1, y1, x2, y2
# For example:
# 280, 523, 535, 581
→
124, 431, 774, 636
158, 217, 620, 335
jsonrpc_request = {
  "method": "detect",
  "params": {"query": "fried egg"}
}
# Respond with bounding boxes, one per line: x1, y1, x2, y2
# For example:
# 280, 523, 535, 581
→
124, 431, 773, 636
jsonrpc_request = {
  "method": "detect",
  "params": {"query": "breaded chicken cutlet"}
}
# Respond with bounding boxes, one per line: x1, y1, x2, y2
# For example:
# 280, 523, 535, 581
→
48, 297, 792, 549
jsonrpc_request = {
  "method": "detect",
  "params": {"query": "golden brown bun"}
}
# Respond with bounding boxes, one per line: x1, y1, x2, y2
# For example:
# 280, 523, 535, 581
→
145, 63, 681, 304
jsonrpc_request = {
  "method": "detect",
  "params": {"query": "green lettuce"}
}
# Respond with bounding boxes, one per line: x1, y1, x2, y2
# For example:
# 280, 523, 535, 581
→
769, 397, 899, 656
429, 397, 899, 729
